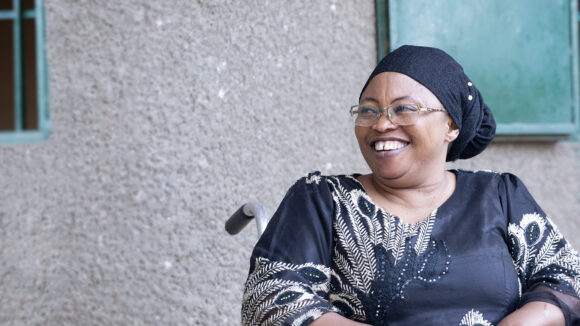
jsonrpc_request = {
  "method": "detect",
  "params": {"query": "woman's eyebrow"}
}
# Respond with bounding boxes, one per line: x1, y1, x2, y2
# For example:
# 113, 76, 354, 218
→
391, 95, 414, 103
360, 96, 379, 103
361, 95, 421, 104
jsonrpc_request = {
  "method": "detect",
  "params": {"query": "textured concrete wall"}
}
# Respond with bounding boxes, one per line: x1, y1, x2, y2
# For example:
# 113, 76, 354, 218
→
0, 1, 577, 325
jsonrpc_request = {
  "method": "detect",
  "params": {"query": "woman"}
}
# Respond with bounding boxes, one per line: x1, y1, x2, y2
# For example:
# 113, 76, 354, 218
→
241, 45, 580, 325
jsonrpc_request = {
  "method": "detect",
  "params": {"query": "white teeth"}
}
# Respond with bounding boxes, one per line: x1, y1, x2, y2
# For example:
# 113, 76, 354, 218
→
374, 140, 406, 151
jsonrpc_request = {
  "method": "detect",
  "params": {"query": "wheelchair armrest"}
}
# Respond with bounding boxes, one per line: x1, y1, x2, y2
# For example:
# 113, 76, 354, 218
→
225, 202, 268, 236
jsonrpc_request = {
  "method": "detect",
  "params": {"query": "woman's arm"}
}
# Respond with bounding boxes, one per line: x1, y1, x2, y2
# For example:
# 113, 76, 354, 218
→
242, 173, 341, 326
500, 174, 580, 325
497, 301, 564, 326
310, 312, 371, 326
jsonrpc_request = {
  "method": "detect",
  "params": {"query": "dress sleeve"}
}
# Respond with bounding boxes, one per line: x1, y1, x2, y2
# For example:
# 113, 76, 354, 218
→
241, 172, 341, 326
500, 173, 580, 325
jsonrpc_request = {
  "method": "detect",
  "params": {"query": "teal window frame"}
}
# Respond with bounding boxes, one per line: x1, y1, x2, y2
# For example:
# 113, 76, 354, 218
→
376, 0, 580, 141
0, 0, 50, 144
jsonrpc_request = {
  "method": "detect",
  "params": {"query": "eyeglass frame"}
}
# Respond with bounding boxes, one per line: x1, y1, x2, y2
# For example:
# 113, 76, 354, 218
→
349, 103, 447, 127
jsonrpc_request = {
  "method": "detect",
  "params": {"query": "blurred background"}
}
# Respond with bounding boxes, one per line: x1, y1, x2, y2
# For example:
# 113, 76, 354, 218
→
0, 1, 578, 325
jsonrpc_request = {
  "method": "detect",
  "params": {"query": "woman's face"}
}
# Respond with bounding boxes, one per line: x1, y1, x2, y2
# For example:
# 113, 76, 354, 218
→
355, 72, 458, 183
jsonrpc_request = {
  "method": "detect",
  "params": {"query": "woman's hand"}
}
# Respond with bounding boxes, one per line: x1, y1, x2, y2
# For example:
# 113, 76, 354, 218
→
309, 312, 371, 326
497, 301, 565, 326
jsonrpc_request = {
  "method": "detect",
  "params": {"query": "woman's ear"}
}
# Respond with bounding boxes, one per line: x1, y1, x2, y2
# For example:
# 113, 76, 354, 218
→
445, 119, 459, 143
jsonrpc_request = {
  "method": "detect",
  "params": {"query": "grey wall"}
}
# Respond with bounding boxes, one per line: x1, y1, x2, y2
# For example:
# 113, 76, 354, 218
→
0, 1, 578, 325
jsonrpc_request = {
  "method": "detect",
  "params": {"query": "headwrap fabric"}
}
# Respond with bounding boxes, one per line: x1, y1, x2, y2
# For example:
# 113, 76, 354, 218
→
359, 45, 496, 161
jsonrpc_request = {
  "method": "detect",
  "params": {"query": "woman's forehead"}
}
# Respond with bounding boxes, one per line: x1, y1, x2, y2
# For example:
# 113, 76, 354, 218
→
361, 72, 441, 105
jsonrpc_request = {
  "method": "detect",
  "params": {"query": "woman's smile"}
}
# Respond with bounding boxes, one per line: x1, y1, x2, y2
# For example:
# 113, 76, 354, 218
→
372, 139, 408, 152
370, 137, 410, 158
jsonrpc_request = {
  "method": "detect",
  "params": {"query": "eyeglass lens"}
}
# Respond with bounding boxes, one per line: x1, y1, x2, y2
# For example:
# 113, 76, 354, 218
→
354, 104, 419, 126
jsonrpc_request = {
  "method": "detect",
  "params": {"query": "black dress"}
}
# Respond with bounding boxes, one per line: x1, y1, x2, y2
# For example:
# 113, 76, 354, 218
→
242, 170, 580, 326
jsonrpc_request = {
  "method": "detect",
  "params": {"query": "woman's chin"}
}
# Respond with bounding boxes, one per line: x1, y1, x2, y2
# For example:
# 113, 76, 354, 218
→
374, 171, 407, 182
365, 148, 409, 177
369, 162, 408, 181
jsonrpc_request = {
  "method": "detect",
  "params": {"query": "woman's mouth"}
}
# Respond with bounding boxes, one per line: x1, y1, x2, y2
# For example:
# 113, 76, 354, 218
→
372, 140, 408, 152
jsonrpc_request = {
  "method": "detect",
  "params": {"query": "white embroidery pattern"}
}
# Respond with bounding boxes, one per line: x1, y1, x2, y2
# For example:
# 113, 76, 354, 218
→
327, 175, 450, 322
508, 213, 580, 297
305, 172, 322, 185
242, 257, 339, 326
459, 309, 493, 326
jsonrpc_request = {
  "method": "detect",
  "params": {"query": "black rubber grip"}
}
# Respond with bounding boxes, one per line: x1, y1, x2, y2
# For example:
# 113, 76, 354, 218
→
225, 205, 254, 235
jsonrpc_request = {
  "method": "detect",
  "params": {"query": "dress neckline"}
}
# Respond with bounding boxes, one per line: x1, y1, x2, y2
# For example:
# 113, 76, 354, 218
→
347, 169, 461, 226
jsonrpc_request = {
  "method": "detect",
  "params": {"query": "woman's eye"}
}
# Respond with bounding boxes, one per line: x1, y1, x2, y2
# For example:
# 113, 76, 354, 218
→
393, 104, 417, 114
359, 106, 378, 116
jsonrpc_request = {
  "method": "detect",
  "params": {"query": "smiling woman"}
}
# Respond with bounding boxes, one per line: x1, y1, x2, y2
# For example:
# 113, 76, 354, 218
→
241, 45, 580, 326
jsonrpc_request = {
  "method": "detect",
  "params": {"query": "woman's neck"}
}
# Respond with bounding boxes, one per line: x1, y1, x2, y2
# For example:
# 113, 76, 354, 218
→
360, 170, 456, 223
373, 169, 448, 199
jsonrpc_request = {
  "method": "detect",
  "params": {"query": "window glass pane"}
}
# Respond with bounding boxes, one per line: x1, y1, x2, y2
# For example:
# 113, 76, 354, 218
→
0, 0, 12, 10
0, 19, 14, 131
23, 0, 34, 10
23, 18, 36, 129
385, 0, 578, 136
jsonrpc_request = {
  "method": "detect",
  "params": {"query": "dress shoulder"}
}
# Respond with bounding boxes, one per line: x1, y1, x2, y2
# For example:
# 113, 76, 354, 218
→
284, 171, 331, 197
250, 171, 336, 265
453, 169, 529, 197
242, 171, 342, 325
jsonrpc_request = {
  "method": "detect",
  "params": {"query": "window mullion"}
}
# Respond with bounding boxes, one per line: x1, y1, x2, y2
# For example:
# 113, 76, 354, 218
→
35, 0, 48, 132
13, 0, 23, 131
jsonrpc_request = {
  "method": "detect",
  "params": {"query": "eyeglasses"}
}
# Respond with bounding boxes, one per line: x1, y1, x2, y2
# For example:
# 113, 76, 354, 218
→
349, 103, 447, 127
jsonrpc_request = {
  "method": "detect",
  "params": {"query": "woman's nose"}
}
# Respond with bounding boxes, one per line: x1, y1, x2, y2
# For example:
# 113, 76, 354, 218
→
372, 111, 398, 131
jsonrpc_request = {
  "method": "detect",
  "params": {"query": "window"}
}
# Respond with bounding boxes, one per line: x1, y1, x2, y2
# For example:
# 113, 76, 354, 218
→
376, 0, 580, 140
0, 0, 49, 144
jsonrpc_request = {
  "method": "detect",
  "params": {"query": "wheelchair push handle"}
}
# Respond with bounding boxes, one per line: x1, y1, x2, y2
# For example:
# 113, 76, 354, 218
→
225, 202, 269, 236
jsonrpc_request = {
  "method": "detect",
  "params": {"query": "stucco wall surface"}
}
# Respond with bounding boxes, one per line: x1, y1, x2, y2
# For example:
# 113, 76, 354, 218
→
0, 1, 578, 325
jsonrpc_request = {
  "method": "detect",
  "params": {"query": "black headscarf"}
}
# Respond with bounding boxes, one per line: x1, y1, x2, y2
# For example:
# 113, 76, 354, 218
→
359, 45, 496, 161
